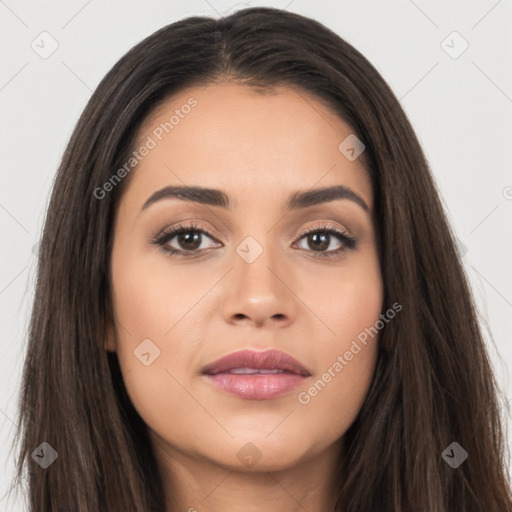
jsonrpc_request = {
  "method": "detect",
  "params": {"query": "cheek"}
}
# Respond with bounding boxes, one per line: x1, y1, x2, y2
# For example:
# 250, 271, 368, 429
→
295, 249, 382, 424
302, 245, 383, 345
108, 247, 203, 438
110, 245, 203, 342
294, 341, 378, 451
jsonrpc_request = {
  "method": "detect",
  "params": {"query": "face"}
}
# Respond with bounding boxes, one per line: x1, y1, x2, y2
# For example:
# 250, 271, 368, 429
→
107, 82, 383, 473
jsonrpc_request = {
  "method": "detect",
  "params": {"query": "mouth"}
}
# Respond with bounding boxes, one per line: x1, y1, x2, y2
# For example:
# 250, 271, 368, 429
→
201, 349, 311, 400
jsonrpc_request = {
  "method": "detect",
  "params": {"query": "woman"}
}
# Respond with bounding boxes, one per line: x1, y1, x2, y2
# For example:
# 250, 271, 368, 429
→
10, 6, 512, 511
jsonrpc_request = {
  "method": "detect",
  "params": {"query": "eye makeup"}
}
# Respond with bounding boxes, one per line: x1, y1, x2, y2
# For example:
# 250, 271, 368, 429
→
151, 220, 357, 260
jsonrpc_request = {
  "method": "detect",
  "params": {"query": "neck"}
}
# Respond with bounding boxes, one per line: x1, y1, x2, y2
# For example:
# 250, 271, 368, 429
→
151, 436, 344, 512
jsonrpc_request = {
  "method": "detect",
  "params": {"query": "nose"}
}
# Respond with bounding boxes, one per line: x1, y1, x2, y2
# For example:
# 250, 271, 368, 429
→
222, 246, 297, 328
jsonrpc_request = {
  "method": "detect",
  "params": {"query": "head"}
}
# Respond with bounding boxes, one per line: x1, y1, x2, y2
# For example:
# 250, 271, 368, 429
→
12, 7, 512, 512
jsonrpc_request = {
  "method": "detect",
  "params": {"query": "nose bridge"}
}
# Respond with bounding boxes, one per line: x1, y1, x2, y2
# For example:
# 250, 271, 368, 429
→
222, 232, 296, 326
234, 235, 282, 299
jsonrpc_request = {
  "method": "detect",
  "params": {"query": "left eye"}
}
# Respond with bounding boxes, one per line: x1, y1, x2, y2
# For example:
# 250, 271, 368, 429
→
295, 230, 346, 253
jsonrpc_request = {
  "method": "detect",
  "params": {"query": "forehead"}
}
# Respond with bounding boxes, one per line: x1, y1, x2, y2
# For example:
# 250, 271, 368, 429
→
123, 82, 373, 212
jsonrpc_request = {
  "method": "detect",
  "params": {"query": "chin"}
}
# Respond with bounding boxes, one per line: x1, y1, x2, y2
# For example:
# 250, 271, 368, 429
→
206, 434, 317, 473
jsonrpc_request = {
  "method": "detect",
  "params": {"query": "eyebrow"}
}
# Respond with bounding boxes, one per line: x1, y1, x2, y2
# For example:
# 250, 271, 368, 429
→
141, 184, 370, 213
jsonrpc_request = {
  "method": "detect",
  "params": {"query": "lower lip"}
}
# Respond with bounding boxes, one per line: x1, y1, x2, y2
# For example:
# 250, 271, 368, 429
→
203, 372, 308, 400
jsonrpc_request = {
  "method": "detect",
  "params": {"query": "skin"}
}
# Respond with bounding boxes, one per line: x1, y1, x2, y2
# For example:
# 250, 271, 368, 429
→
106, 82, 383, 512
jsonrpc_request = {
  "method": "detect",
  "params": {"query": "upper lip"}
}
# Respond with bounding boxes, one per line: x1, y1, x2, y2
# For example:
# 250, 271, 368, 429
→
202, 349, 311, 376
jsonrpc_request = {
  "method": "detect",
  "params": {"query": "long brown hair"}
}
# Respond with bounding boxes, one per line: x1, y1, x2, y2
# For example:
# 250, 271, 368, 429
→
9, 7, 511, 511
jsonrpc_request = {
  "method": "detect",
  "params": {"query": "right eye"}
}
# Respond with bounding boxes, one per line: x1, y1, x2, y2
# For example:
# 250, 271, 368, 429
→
152, 222, 222, 256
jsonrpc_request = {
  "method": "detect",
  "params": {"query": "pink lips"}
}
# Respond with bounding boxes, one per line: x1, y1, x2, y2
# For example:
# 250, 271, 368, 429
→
201, 349, 311, 400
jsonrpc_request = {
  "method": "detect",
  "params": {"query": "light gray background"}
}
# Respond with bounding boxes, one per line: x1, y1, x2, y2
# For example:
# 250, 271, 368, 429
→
1, 0, 511, 509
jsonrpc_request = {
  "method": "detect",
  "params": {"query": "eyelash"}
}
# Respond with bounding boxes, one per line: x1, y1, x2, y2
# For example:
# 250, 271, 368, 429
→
151, 221, 357, 259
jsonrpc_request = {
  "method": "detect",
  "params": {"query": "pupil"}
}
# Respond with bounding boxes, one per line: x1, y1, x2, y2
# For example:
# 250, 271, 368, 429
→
309, 233, 329, 251
178, 232, 201, 250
